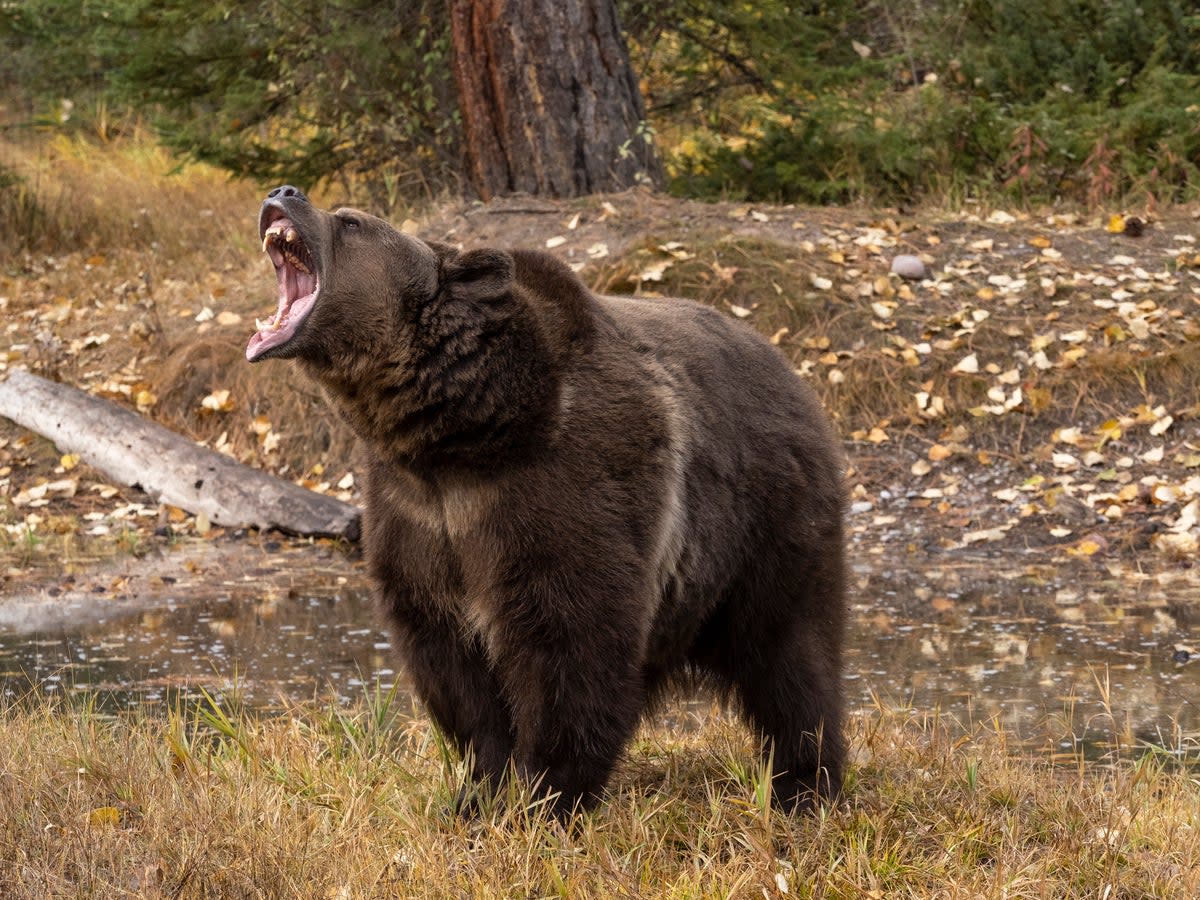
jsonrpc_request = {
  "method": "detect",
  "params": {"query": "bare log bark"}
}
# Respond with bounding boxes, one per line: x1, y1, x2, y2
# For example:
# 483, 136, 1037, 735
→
448, 0, 662, 200
0, 370, 360, 540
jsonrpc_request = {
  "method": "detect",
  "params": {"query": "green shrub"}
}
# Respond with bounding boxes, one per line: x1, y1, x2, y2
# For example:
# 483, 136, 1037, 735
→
638, 0, 1200, 205
4, 0, 1199, 206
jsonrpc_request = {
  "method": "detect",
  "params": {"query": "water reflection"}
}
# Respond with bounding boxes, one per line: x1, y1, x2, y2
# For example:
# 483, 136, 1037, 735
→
0, 560, 1196, 756
847, 562, 1199, 757
0, 587, 407, 713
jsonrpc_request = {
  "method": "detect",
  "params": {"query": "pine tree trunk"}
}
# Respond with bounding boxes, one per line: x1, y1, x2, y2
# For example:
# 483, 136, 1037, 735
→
448, 0, 662, 199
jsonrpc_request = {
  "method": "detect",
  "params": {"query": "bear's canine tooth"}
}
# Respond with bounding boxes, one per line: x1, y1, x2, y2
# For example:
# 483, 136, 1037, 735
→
255, 317, 273, 331
285, 227, 297, 243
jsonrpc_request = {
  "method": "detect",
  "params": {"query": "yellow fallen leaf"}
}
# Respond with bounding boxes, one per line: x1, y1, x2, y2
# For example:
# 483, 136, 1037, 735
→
711, 263, 738, 282
1150, 483, 1177, 505
928, 443, 953, 461
1117, 484, 1140, 503
1096, 419, 1122, 447
199, 389, 234, 413
952, 353, 979, 374
1106, 214, 1126, 234
1149, 414, 1174, 437
85, 254, 106, 267
1052, 452, 1080, 471
1028, 235, 1052, 249
87, 806, 121, 828
639, 260, 672, 282
1024, 386, 1053, 413
135, 389, 157, 412
60, 453, 80, 471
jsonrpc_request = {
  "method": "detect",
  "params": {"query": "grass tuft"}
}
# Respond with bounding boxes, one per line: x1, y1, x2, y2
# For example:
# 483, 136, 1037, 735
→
1, 693, 1197, 897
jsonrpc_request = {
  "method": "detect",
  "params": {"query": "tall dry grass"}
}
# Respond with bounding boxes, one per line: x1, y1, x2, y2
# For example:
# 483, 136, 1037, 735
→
0, 124, 259, 259
1, 690, 1197, 898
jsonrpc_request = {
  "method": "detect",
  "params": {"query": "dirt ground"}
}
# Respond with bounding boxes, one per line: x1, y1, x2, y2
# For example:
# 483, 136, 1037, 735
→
2, 192, 1198, 609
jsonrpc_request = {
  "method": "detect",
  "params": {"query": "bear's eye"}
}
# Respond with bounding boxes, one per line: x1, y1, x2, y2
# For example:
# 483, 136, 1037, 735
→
342, 216, 361, 229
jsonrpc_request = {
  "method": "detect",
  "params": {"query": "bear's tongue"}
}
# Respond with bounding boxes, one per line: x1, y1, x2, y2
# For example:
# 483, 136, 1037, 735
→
247, 218, 319, 361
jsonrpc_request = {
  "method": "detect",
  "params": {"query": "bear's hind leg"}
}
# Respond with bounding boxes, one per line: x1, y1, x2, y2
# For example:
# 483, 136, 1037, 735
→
734, 618, 846, 811
693, 557, 846, 811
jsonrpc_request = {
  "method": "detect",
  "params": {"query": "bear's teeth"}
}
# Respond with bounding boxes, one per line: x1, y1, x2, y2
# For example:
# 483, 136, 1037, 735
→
285, 227, 297, 243
282, 249, 311, 274
255, 316, 274, 331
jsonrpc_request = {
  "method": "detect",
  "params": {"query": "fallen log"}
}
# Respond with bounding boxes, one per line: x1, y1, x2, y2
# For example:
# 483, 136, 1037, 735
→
0, 369, 360, 540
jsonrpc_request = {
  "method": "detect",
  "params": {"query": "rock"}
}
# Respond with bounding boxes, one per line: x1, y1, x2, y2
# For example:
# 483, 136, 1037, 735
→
891, 254, 927, 280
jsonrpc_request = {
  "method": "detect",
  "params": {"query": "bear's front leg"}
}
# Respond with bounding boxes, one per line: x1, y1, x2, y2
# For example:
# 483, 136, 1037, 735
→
487, 573, 650, 817
385, 592, 515, 795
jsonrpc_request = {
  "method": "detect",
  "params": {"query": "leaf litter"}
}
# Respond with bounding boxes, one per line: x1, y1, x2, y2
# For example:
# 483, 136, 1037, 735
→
2, 194, 1199, 618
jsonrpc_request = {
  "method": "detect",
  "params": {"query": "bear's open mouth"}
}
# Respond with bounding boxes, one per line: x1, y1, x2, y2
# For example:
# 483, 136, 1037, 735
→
247, 210, 320, 361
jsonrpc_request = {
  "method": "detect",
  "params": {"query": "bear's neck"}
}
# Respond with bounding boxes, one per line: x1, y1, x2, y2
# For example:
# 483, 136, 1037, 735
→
305, 299, 560, 472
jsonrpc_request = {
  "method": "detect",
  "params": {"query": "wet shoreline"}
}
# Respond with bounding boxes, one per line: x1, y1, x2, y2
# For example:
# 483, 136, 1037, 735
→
2, 541, 1196, 755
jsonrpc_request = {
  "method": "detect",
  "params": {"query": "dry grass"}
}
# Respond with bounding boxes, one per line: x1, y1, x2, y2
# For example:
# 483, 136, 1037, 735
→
0, 692, 1196, 899
0, 125, 258, 258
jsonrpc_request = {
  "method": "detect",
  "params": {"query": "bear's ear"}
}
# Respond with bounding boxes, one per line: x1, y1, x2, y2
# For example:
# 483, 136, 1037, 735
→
439, 249, 515, 303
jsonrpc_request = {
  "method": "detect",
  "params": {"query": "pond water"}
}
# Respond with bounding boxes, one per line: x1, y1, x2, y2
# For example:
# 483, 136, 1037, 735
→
1, 545, 1197, 758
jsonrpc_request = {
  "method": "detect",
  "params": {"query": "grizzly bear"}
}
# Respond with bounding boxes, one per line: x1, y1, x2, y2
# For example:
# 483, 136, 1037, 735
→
248, 185, 847, 815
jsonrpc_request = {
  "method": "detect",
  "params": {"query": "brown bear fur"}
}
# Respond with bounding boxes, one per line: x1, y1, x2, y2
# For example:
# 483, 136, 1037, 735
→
249, 186, 847, 815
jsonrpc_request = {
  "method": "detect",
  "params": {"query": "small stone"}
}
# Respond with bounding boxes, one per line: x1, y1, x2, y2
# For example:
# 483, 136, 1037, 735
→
891, 254, 927, 280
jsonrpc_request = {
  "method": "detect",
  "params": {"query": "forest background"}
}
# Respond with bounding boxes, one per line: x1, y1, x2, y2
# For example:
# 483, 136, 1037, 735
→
3, 0, 1200, 226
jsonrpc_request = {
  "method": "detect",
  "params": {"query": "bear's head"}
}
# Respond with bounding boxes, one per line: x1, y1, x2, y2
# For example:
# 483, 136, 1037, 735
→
247, 187, 515, 372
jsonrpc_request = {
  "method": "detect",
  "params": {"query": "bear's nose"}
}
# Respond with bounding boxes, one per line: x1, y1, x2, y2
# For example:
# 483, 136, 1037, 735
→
266, 185, 308, 202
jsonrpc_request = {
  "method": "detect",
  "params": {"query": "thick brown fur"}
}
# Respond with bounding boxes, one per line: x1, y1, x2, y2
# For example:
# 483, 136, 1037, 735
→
251, 188, 848, 816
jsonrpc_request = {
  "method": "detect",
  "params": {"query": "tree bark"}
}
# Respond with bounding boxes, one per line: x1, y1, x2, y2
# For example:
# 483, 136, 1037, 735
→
0, 370, 360, 540
448, 0, 662, 199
